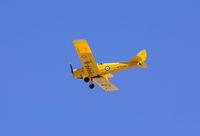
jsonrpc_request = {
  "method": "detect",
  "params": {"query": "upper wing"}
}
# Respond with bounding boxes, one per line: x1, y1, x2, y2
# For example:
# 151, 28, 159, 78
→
73, 40, 99, 77
93, 76, 118, 91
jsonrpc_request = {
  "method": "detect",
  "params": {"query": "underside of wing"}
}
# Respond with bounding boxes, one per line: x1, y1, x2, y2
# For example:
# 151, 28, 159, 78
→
93, 76, 118, 91
73, 40, 99, 77
102, 73, 114, 79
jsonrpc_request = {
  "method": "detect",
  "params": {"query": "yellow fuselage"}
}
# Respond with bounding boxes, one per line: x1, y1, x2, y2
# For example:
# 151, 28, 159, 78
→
73, 61, 137, 79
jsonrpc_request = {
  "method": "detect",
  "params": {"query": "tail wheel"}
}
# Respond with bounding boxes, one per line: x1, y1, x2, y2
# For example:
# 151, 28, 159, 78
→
89, 83, 95, 89
84, 77, 90, 83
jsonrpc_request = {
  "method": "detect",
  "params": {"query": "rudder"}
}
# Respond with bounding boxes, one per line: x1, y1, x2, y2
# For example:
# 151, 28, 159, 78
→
130, 49, 147, 68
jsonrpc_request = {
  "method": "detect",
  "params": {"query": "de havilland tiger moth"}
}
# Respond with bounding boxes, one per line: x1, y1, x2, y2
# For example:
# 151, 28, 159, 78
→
70, 40, 147, 91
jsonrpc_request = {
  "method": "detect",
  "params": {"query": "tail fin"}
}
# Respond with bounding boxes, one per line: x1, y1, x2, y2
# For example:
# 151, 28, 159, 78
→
130, 49, 147, 68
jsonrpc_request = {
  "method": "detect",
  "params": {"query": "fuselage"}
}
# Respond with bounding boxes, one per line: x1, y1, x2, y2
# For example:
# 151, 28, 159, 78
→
73, 61, 138, 79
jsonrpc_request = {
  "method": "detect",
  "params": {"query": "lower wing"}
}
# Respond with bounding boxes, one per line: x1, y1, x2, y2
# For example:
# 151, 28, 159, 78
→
93, 76, 118, 91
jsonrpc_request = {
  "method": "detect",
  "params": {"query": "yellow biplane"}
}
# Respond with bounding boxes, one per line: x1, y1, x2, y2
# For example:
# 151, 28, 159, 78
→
70, 40, 147, 91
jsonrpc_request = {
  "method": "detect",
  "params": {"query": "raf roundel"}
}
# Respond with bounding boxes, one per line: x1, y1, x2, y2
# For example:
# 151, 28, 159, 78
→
105, 66, 110, 71
81, 55, 86, 58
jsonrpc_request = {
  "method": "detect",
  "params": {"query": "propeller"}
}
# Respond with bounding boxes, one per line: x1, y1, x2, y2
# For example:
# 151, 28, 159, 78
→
69, 63, 74, 74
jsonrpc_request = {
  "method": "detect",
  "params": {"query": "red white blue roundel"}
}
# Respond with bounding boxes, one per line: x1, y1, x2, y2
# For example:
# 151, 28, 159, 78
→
81, 55, 86, 58
105, 66, 110, 71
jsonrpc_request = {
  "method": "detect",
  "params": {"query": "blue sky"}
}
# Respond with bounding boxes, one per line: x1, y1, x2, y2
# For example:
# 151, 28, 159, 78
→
1, 0, 200, 136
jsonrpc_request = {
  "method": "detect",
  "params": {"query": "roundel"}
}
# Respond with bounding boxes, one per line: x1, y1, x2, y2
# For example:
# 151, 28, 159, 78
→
81, 55, 86, 58
105, 66, 110, 71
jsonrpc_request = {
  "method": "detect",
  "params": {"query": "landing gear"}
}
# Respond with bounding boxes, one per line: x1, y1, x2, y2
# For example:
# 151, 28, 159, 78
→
89, 78, 95, 89
84, 77, 95, 89
84, 77, 90, 83
89, 83, 95, 89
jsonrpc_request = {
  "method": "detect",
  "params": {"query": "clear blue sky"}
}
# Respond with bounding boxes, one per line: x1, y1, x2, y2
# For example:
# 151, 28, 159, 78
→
1, 0, 200, 136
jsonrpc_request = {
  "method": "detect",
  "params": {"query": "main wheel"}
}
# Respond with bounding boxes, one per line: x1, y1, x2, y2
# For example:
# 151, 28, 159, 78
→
89, 83, 95, 89
84, 77, 90, 83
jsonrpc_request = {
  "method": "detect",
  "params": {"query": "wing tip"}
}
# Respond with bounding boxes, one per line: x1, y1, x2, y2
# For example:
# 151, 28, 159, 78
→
105, 87, 119, 91
73, 39, 87, 44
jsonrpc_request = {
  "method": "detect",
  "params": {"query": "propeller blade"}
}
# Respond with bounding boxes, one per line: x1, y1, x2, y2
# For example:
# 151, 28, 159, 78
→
69, 63, 73, 74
